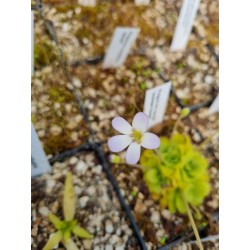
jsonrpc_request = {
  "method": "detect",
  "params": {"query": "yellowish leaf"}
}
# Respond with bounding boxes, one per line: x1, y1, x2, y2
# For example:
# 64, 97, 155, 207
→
73, 225, 93, 239
63, 172, 76, 220
42, 231, 62, 250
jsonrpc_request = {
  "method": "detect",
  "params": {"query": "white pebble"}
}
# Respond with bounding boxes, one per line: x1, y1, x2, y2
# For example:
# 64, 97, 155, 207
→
76, 161, 88, 174
69, 156, 78, 165
72, 77, 82, 88
205, 75, 214, 85
105, 245, 113, 250
87, 186, 96, 196
115, 245, 125, 250
39, 206, 49, 216
150, 211, 160, 223
93, 165, 102, 175
79, 196, 89, 208
161, 209, 172, 220
105, 220, 114, 234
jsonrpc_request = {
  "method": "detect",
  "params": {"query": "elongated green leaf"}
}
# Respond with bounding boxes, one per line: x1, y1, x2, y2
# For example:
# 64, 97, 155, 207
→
63, 172, 76, 220
63, 239, 79, 250
73, 225, 93, 239
63, 230, 71, 241
48, 213, 63, 230
42, 231, 62, 250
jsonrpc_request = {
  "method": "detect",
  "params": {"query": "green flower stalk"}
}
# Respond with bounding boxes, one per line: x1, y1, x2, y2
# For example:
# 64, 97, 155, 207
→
43, 172, 93, 250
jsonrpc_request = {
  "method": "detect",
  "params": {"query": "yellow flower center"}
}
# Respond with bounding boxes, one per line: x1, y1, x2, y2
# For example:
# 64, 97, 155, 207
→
131, 129, 143, 144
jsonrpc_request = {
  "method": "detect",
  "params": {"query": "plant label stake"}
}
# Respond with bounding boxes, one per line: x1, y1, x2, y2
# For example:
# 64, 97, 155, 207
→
78, 0, 96, 7
31, 123, 51, 177
135, 0, 150, 5
208, 95, 219, 115
31, 10, 34, 76
170, 0, 200, 51
103, 27, 140, 68
143, 82, 172, 128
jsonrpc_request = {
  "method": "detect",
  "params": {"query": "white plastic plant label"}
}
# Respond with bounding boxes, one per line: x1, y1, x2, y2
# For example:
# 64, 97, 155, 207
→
208, 95, 219, 115
143, 82, 172, 128
135, 0, 150, 5
31, 123, 51, 177
31, 10, 34, 76
78, 0, 96, 6
103, 27, 140, 68
170, 0, 200, 51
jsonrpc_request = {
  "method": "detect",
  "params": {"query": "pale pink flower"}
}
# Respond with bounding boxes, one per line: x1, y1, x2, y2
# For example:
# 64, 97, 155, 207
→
108, 112, 160, 164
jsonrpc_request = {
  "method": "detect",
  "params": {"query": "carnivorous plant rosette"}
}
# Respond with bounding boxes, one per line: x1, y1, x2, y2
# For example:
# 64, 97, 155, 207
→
108, 112, 160, 164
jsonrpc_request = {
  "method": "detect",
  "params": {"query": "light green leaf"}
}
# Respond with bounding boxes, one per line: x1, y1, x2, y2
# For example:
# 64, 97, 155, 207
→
175, 190, 186, 214
48, 213, 63, 230
73, 225, 93, 239
42, 231, 63, 250
63, 172, 76, 220
63, 230, 71, 241
63, 238, 79, 250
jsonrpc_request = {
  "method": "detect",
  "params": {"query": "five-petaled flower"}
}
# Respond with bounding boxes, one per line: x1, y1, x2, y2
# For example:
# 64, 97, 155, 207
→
108, 112, 160, 164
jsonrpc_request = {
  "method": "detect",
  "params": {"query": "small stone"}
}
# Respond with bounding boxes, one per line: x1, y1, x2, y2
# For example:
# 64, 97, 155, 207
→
75, 160, 88, 174
79, 196, 89, 208
47, 179, 55, 189
38, 130, 45, 138
205, 75, 214, 85
150, 211, 160, 223
50, 125, 62, 136
87, 186, 96, 196
110, 235, 120, 245
70, 132, 78, 141
72, 77, 82, 88
39, 206, 49, 216
115, 245, 125, 250
74, 186, 81, 195
69, 156, 78, 165
161, 209, 172, 220
105, 220, 114, 234
83, 239, 93, 249
105, 245, 113, 250
116, 227, 122, 236
31, 226, 38, 236
93, 165, 102, 175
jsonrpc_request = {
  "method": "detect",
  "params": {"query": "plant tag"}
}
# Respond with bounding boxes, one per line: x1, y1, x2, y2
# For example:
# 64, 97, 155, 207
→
143, 82, 172, 128
31, 10, 34, 76
208, 95, 219, 115
78, 0, 96, 6
103, 27, 140, 68
135, 0, 150, 5
170, 0, 200, 51
31, 124, 51, 177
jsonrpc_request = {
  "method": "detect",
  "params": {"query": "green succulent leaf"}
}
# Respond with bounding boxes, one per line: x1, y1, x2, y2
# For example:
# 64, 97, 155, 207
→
184, 178, 210, 205
181, 151, 208, 181
63, 238, 79, 250
175, 190, 186, 214
48, 213, 63, 230
42, 231, 63, 250
63, 172, 76, 221
140, 150, 160, 170
73, 225, 93, 239
141, 133, 211, 215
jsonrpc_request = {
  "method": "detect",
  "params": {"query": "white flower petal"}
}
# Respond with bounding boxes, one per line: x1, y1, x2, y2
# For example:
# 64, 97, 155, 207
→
142, 132, 160, 149
126, 142, 141, 164
132, 112, 149, 133
112, 116, 132, 134
108, 135, 132, 152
